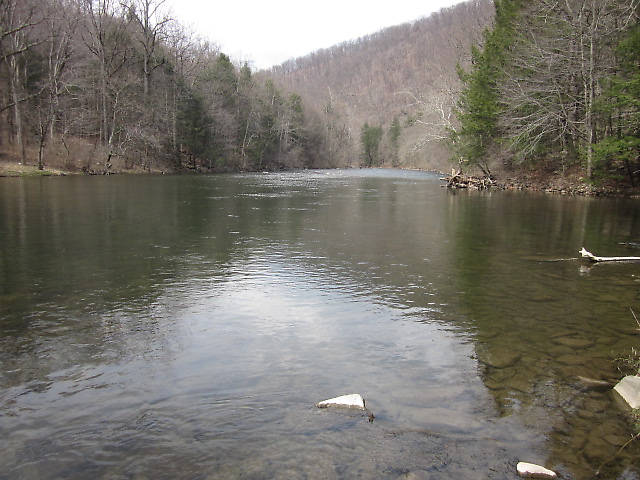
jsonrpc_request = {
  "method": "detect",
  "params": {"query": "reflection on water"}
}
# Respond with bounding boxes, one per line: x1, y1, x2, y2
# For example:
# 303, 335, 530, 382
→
1, 169, 639, 479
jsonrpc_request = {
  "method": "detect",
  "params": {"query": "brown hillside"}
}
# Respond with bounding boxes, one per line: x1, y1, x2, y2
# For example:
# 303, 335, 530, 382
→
267, 0, 494, 170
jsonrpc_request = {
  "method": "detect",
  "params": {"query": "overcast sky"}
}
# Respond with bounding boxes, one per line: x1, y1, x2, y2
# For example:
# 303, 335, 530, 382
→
166, 0, 467, 69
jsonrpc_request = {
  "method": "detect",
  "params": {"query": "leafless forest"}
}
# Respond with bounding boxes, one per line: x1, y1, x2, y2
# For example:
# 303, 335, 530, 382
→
0, 0, 496, 174
0, 0, 333, 173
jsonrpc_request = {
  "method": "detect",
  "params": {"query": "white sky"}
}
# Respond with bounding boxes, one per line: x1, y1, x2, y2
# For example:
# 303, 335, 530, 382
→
166, 0, 467, 70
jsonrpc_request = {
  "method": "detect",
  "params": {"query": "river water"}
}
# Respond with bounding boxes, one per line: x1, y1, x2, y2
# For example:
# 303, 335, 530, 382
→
1, 169, 639, 479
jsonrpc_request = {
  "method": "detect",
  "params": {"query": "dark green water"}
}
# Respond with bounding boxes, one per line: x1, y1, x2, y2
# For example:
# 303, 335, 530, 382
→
0, 169, 639, 479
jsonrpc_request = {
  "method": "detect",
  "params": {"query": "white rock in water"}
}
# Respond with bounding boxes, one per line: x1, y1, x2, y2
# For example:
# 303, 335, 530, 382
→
517, 462, 557, 479
614, 375, 640, 409
316, 394, 365, 410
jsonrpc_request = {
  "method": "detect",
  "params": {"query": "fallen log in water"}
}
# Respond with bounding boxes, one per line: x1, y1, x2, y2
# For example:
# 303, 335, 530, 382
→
440, 170, 497, 190
580, 247, 640, 262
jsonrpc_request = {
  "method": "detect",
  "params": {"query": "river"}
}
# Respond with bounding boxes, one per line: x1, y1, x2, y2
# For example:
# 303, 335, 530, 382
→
1, 169, 639, 479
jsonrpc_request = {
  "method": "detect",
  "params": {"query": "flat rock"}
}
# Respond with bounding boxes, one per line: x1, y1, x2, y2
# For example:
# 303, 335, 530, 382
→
401, 471, 430, 480
583, 438, 608, 462
516, 462, 557, 479
316, 393, 365, 410
556, 354, 585, 366
507, 376, 534, 394
576, 376, 614, 391
603, 434, 628, 447
552, 336, 594, 348
613, 375, 640, 409
479, 350, 522, 369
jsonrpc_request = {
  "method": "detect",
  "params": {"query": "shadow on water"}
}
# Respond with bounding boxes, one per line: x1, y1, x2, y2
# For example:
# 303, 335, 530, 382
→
0, 170, 639, 479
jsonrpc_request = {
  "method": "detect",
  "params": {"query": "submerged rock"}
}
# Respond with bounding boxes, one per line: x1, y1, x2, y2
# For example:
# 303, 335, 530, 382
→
478, 350, 522, 369
516, 462, 557, 479
552, 336, 594, 348
401, 470, 429, 480
603, 434, 628, 447
316, 393, 365, 410
576, 376, 614, 391
556, 354, 585, 366
613, 375, 640, 409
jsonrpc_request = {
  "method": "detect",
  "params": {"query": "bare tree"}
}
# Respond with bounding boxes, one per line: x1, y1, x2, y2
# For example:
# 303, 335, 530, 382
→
397, 82, 459, 149
80, 0, 131, 159
35, 0, 79, 169
127, 0, 172, 100
0, 0, 42, 162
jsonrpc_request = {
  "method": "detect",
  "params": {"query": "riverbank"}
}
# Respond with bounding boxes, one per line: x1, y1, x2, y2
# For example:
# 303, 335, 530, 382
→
498, 168, 640, 197
0, 160, 72, 177
3, 155, 639, 199
0, 156, 166, 177
438, 165, 640, 197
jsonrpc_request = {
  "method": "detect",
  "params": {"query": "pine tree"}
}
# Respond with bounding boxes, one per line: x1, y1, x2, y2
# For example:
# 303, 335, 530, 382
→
360, 123, 383, 167
594, 23, 640, 186
388, 116, 401, 167
451, 0, 520, 175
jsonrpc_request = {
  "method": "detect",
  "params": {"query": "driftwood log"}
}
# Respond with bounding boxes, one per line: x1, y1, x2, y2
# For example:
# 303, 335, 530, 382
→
441, 169, 496, 190
580, 247, 640, 262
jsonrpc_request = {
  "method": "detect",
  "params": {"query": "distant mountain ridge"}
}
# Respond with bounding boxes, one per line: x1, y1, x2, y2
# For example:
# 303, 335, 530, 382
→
267, 0, 494, 170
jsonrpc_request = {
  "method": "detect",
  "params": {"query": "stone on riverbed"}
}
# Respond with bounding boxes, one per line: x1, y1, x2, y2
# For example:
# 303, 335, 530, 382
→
478, 349, 522, 369
613, 375, 640, 409
576, 376, 614, 391
516, 462, 557, 479
552, 336, 594, 348
316, 393, 365, 410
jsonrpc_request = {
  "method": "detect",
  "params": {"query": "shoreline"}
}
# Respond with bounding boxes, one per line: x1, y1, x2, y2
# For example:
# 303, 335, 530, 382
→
2, 160, 639, 198
434, 167, 640, 198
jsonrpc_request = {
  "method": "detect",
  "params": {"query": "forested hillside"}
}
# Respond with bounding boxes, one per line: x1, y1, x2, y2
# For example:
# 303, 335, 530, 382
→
268, 0, 495, 171
453, 0, 640, 188
0, 0, 327, 174
4, 0, 636, 186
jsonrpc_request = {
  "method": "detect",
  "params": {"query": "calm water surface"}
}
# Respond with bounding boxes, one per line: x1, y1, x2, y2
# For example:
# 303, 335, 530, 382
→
1, 169, 639, 479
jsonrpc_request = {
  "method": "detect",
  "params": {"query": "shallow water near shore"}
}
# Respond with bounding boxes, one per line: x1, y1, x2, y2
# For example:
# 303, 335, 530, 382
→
1, 169, 639, 479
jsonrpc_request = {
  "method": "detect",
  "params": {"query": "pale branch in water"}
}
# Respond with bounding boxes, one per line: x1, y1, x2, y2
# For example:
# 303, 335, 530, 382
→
579, 248, 640, 263
631, 308, 640, 331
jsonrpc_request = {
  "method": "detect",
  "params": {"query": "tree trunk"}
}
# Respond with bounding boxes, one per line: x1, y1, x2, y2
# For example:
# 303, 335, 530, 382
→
585, 0, 597, 179
143, 55, 149, 99
172, 72, 177, 151
241, 114, 252, 169
101, 58, 108, 146
8, 57, 26, 164
38, 128, 46, 170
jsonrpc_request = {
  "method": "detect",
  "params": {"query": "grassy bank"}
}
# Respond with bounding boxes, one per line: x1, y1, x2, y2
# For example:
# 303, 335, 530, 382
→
0, 161, 73, 177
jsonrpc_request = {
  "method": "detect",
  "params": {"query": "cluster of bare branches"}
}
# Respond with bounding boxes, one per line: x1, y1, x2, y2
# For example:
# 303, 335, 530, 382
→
499, 0, 639, 173
396, 81, 459, 150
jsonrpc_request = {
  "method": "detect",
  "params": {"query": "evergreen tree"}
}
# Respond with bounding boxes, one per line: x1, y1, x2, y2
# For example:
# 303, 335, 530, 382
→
177, 87, 213, 169
451, 0, 520, 175
594, 23, 640, 186
388, 116, 401, 167
360, 122, 383, 167
201, 53, 238, 110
